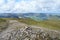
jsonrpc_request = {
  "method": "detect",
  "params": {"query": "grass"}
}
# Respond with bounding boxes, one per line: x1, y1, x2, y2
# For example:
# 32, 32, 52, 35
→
0, 18, 9, 32
0, 18, 60, 31
17, 18, 60, 30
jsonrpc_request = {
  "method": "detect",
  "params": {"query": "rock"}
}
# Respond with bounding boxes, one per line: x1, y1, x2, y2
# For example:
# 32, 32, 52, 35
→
0, 27, 60, 40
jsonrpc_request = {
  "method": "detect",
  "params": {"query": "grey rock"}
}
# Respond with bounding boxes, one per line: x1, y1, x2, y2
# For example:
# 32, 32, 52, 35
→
0, 27, 60, 40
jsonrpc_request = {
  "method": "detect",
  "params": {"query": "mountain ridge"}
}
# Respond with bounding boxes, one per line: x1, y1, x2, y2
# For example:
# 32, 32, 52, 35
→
0, 13, 60, 21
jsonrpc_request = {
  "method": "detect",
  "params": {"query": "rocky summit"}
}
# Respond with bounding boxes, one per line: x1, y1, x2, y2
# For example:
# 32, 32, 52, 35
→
0, 26, 60, 40
0, 20, 60, 40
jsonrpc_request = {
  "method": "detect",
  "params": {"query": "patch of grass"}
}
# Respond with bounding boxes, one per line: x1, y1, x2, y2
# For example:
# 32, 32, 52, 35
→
0, 18, 9, 32
17, 18, 60, 30
18, 18, 38, 25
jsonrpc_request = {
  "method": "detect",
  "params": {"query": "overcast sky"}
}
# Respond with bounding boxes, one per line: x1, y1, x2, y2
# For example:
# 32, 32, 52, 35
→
0, 0, 60, 13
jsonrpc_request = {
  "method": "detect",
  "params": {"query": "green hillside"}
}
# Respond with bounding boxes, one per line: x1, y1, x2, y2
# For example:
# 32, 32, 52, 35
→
0, 18, 9, 32
0, 18, 60, 32
18, 18, 60, 31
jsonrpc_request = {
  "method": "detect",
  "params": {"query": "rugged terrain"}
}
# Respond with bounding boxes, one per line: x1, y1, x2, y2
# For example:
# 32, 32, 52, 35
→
0, 19, 60, 40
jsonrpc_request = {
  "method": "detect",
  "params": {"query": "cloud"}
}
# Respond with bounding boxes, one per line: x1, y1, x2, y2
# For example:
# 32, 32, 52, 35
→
0, 0, 5, 6
0, 0, 60, 13
12, 1, 37, 13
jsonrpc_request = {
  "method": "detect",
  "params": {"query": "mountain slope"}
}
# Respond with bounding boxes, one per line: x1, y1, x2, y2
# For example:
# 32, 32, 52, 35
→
0, 19, 60, 40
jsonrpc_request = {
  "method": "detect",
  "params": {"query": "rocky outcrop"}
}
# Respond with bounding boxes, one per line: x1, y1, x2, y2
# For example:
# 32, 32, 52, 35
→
0, 20, 60, 40
0, 26, 60, 40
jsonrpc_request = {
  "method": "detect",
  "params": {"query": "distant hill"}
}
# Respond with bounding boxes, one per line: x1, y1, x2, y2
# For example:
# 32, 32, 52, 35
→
18, 13, 60, 21
0, 13, 18, 18
0, 13, 60, 21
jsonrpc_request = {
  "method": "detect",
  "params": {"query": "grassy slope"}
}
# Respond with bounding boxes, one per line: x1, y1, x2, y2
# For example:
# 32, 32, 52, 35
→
18, 18, 60, 30
0, 18, 60, 31
0, 18, 9, 32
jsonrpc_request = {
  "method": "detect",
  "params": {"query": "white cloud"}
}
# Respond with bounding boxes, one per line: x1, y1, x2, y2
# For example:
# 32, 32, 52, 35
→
0, 0, 60, 13
0, 0, 5, 6
12, 1, 37, 13
0, 0, 15, 13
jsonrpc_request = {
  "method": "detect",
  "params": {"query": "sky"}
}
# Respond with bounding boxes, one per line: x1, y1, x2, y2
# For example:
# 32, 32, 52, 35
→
0, 0, 60, 13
